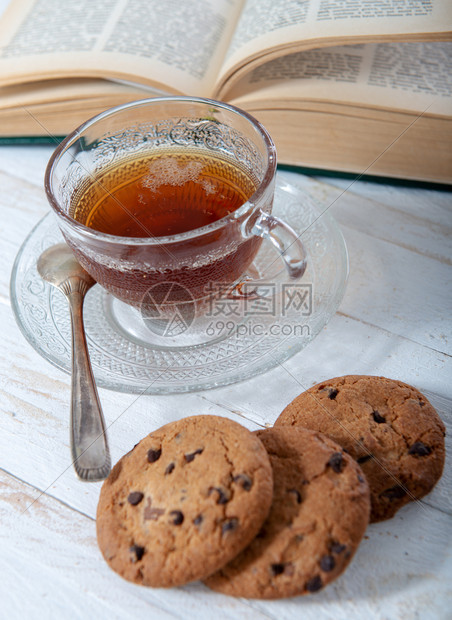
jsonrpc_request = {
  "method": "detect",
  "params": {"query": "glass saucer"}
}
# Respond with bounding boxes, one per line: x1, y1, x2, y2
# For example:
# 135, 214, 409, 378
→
10, 173, 348, 394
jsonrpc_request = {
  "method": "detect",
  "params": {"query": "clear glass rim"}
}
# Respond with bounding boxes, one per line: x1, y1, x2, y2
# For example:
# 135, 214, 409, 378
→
44, 96, 277, 246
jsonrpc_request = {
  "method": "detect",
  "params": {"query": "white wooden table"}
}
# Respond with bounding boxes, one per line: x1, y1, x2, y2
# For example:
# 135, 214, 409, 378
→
1, 140, 451, 619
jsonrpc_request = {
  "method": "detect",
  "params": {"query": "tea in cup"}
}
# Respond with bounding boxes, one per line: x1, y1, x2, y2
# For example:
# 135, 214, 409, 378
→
45, 97, 306, 338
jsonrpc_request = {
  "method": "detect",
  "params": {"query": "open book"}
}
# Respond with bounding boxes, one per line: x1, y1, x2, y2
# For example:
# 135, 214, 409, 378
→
0, 0, 451, 183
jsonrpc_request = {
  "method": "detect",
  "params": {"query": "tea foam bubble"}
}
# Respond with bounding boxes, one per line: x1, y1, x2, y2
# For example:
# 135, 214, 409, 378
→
142, 157, 204, 192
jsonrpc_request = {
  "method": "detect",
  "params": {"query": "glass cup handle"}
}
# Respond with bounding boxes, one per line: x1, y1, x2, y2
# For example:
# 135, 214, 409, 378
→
250, 209, 307, 279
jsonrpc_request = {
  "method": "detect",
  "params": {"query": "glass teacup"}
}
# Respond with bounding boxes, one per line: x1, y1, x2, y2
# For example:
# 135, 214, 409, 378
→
45, 97, 306, 343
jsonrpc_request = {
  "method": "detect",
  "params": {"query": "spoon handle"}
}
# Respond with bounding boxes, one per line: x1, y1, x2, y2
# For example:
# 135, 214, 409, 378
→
67, 282, 111, 481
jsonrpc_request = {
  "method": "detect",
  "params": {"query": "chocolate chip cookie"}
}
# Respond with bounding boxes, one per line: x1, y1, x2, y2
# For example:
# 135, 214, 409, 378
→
96, 415, 273, 587
275, 375, 446, 522
204, 426, 370, 599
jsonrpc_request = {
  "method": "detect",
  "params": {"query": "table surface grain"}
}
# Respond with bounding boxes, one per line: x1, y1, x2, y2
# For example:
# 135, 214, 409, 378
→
0, 0, 450, 608
0, 140, 450, 619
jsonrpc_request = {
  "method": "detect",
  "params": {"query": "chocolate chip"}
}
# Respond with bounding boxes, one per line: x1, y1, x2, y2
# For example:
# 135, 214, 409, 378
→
147, 448, 161, 463
408, 442, 432, 457
330, 542, 346, 554
288, 488, 302, 503
185, 448, 204, 463
233, 474, 253, 491
328, 388, 339, 400
256, 527, 267, 538
357, 454, 373, 464
208, 487, 230, 504
221, 518, 238, 535
130, 545, 145, 562
328, 452, 344, 473
165, 462, 175, 475
381, 485, 407, 500
193, 514, 203, 526
169, 510, 184, 525
127, 491, 144, 506
372, 410, 386, 424
270, 563, 286, 576
419, 400, 426, 407
306, 575, 323, 592
320, 555, 335, 572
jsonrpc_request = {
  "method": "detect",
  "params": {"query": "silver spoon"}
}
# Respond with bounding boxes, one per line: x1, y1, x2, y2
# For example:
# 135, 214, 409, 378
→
37, 243, 111, 482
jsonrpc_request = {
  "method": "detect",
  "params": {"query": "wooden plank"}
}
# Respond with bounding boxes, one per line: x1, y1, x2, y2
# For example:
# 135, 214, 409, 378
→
248, 499, 452, 619
1, 148, 451, 618
0, 170, 48, 301
196, 312, 452, 516
0, 469, 271, 620
338, 225, 452, 354
286, 173, 452, 261
315, 175, 452, 227
1, 464, 451, 619
2, 300, 450, 517
281, 173, 452, 353
0, 297, 264, 518
3, 171, 451, 356
0, 144, 54, 187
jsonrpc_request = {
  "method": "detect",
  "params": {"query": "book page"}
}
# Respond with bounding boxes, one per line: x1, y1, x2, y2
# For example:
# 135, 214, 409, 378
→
0, 78, 149, 111
0, 0, 244, 95
216, 0, 452, 96
227, 42, 452, 116
0, 78, 154, 136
